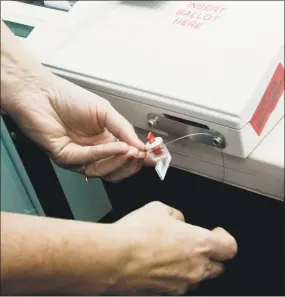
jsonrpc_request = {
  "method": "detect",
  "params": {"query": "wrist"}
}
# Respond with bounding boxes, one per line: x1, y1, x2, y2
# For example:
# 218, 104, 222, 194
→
1, 70, 55, 115
55, 221, 129, 295
1, 212, 129, 295
1, 20, 55, 115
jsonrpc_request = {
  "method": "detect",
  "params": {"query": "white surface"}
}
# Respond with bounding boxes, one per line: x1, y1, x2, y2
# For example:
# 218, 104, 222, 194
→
33, 0, 284, 158
0, 0, 66, 47
225, 117, 284, 199
2, 1, 284, 200
45, 1, 284, 127
155, 146, 172, 181
1, 1, 65, 27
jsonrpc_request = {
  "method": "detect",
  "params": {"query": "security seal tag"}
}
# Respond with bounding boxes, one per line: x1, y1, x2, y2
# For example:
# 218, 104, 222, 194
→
155, 146, 172, 181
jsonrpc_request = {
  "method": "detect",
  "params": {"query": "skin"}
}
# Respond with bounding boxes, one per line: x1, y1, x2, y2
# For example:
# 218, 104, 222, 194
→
0, 21, 238, 295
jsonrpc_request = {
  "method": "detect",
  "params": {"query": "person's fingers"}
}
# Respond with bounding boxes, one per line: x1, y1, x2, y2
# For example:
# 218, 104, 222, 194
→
208, 227, 238, 261
54, 141, 130, 165
85, 146, 146, 178
144, 201, 185, 222
86, 155, 129, 178
102, 158, 143, 182
187, 260, 224, 290
89, 131, 118, 146
170, 209, 185, 221
204, 261, 225, 280
143, 153, 157, 167
104, 104, 146, 151
60, 80, 145, 151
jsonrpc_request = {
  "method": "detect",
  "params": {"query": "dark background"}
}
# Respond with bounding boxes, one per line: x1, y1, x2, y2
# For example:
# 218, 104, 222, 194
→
102, 167, 285, 296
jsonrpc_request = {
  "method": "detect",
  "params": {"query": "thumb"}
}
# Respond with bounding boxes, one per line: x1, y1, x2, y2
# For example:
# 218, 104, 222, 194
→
104, 104, 146, 151
209, 227, 238, 261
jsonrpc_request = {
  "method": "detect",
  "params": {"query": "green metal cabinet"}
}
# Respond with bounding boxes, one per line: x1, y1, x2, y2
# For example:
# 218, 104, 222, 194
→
1, 118, 45, 216
51, 162, 112, 222
1, 118, 112, 221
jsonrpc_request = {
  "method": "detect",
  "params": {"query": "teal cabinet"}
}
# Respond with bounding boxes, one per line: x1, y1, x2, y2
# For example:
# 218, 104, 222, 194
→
1, 119, 44, 215
1, 141, 38, 215
1, 118, 112, 222
51, 163, 112, 222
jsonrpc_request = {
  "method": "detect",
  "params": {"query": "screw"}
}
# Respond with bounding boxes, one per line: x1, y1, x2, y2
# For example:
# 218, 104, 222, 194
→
212, 136, 223, 147
147, 116, 159, 128
11, 132, 16, 140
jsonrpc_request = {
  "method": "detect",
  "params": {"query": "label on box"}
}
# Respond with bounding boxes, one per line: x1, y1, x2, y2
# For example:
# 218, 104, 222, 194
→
250, 63, 284, 136
155, 148, 172, 181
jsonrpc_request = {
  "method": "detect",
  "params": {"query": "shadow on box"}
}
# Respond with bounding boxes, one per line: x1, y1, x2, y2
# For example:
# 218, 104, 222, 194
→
102, 167, 284, 296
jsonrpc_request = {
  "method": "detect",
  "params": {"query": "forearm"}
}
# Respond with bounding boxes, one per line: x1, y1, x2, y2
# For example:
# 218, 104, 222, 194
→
0, 20, 54, 113
1, 211, 125, 295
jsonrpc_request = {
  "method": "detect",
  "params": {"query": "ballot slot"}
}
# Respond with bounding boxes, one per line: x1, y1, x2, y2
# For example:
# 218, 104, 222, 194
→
163, 114, 210, 130
75, 86, 232, 152
87, 82, 226, 149
147, 113, 225, 149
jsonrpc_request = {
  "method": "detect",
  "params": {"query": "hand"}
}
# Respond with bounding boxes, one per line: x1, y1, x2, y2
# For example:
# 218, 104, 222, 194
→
110, 201, 238, 295
1, 21, 151, 181
6, 75, 150, 182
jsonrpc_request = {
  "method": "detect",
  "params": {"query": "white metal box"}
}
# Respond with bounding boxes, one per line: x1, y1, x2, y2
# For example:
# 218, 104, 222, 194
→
3, 1, 283, 199
32, 0, 285, 158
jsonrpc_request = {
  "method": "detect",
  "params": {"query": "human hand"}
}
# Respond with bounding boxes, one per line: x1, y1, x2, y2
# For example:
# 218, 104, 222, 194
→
5, 75, 151, 182
1, 20, 154, 181
109, 201, 238, 295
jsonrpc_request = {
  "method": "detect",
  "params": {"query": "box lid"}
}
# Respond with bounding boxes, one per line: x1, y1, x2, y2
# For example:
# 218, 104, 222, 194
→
44, 1, 284, 128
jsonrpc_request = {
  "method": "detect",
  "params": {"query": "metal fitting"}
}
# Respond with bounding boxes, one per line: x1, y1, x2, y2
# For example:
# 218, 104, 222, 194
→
212, 135, 224, 148
147, 116, 159, 128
